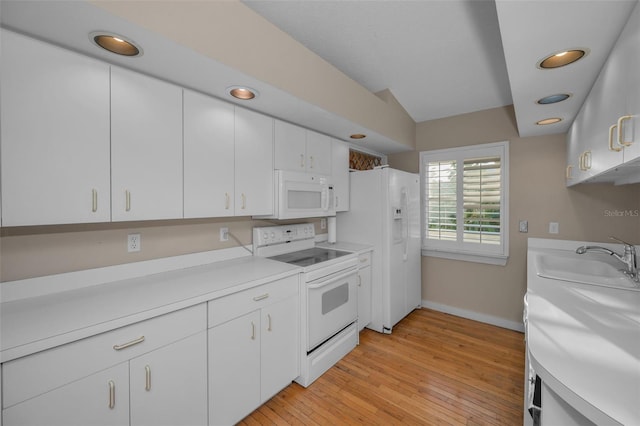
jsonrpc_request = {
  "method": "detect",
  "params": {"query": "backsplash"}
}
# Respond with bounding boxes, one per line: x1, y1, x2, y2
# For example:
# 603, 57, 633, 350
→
0, 217, 325, 282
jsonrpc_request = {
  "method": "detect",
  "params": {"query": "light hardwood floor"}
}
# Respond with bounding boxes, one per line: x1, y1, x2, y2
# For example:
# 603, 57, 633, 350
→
240, 308, 525, 426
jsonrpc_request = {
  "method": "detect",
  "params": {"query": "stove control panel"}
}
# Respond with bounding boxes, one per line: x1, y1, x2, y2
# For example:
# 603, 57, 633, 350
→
253, 223, 315, 247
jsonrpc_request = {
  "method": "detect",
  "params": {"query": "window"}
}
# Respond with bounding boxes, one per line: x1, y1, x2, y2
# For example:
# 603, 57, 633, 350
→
420, 141, 509, 265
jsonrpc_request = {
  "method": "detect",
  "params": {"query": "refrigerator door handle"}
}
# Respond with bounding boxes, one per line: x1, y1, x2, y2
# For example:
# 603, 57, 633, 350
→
401, 188, 409, 261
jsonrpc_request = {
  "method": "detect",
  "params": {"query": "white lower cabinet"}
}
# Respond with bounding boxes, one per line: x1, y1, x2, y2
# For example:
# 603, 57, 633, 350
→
1, 305, 207, 426
357, 251, 372, 331
208, 276, 299, 425
2, 363, 130, 426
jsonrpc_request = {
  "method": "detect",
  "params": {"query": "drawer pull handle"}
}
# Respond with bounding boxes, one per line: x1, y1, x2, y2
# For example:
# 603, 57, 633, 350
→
358, 275, 362, 287
241, 193, 246, 210
253, 293, 269, 301
300, 154, 305, 168
113, 335, 145, 351
108, 380, 115, 409
145, 365, 151, 391
565, 165, 573, 179
125, 190, 131, 212
267, 314, 272, 332
251, 321, 256, 340
92, 189, 98, 212
225, 192, 230, 210
360, 258, 367, 263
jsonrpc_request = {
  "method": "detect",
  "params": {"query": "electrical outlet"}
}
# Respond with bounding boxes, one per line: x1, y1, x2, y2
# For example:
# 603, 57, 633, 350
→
519, 220, 528, 233
220, 227, 229, 242
128, 233, 141, 252
321, 218, 327, 229
549, 222, 559, 234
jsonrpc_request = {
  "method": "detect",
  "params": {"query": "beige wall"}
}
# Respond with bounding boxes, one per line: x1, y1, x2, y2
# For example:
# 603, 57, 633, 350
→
0, 217, 325, 282
389, 105, 640, 325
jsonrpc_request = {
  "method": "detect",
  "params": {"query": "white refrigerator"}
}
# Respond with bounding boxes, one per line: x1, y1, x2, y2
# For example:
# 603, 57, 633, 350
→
337, 166, 421, 333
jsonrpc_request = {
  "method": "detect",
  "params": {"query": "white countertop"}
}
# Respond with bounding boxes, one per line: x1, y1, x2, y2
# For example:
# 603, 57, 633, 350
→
1, 254, 300, 363
527, 239, 640, 425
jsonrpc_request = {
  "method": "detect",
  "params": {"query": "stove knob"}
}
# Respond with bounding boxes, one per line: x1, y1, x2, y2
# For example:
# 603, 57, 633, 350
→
263, 232, 268, 241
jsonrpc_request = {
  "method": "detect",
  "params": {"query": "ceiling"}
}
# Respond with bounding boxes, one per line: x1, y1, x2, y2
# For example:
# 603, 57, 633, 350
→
1, 0, 638, 153
244, 0, 637, 138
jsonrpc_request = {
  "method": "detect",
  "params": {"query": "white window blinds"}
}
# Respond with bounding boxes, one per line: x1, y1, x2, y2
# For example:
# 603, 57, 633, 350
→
420, 142, 509, 265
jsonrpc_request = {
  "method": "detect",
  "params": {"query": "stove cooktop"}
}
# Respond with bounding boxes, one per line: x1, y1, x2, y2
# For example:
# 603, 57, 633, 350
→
268, 247, 351, 267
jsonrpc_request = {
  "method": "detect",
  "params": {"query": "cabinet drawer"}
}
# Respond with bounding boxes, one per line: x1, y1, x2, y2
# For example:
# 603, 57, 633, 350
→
358, 251, 372, 268
2, 304, 206, 408
208, 275, 299, 328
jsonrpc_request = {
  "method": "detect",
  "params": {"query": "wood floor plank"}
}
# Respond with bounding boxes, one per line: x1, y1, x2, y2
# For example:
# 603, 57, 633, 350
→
242, 308, 525, 425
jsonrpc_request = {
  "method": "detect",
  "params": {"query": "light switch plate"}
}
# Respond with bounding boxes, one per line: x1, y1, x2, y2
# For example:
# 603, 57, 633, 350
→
549, 222, 559, 234
519, 220, 528, 233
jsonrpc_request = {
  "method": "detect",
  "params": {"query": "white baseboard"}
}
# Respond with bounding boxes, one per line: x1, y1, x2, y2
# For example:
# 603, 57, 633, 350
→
421, 300, 525, 333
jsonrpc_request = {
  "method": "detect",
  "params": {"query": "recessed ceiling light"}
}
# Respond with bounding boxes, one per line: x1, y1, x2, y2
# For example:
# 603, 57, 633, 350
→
536, 117, 563, 125
350, 133, 367, 140
227, 86, 258, 100
538, 49, 588, 69
536, 93, 571, 105
90, 32, 142, 57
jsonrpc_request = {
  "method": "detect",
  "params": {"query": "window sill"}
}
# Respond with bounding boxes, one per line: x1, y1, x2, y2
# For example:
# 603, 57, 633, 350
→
421, 249, 508, 266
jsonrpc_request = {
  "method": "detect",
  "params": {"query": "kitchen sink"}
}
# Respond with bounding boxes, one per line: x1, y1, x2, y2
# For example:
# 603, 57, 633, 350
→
535, 252, 640, 291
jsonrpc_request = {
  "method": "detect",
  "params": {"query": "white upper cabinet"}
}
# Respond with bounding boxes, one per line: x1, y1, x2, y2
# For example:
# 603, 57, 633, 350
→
274, 120, 332, 175
111, 67, 184, 221
566, 2, 640, 185
0, 30, 111, 226
234, 107, 274, 216
619, 2, 640, 164
183, 90, 235, 218
305, 130, 332, 175
331, 138, 350, 211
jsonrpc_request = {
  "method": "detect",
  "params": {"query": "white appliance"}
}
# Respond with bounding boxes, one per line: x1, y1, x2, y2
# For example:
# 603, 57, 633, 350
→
337, 166, 421, 333
253, 224, 358, 387
254, 170, 335, 220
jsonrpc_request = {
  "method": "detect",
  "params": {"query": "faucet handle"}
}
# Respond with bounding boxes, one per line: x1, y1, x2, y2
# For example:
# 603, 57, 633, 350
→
609, 236, 634, 247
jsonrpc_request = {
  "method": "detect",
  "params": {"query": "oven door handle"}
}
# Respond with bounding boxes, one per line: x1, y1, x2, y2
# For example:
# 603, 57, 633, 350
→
307, 268, 357, 289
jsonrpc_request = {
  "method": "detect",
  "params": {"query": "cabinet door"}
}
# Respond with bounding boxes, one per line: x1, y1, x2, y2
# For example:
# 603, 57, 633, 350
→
306, 130, 332, 175
184, 90, 235, 218
274, 120, 306, 172
357, 265, 372, 331
2, 363, 129, 426
234, 108, 274, 216
331, 139, 350, 211
209, 311, 261, 426
130, 332, 207, 426
622, 3, 640, 163
111, 67, 183, 221
0, 30, 110, 226
261, 296, 299, 402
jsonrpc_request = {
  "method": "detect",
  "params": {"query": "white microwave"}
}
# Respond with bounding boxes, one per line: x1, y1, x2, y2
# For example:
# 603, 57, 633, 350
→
256, 170, 336, 219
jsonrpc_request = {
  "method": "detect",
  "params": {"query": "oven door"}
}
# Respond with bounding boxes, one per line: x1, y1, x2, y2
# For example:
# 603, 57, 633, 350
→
307, 266, 358, 351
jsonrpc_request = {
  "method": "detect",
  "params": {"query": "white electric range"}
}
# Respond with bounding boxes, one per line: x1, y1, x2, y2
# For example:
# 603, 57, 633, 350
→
253, 224, 359, 387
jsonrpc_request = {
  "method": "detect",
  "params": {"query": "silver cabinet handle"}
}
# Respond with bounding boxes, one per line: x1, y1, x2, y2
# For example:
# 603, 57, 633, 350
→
92, 189, 98, 212
565, 165, 573, 180
310, 155, 314, 169
252, 293, 269, 301
358, 275, 362, 287
300, 154, 305, 168
145, 365, 151, 391
108, 380, 115, 409
618, 115, 633, 147
113, 335, 145, 351
267, 314, 272, 332
241, 193, 246, 210
251, 321, 256, 340
225, 192, 230, 210
609, 124, 622, 152
125, 190, 131, 212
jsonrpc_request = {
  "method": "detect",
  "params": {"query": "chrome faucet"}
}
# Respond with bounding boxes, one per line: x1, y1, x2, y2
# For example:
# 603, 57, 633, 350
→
576, 236, 638, 282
